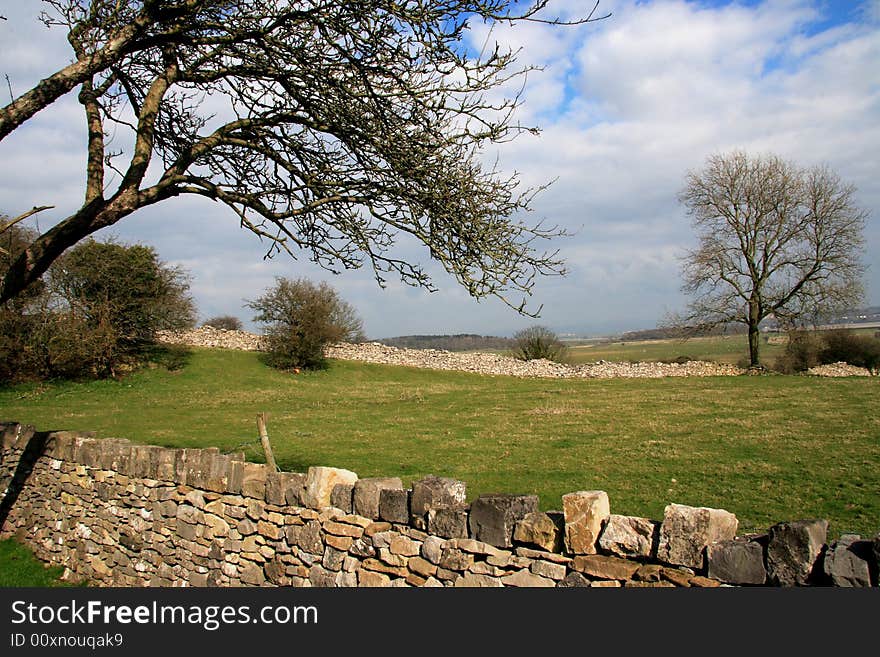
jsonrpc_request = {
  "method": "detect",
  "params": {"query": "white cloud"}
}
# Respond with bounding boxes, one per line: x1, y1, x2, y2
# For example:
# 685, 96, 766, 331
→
1, 1, 878, 337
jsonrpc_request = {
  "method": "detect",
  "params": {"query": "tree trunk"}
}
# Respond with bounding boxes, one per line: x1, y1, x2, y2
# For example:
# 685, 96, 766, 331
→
747, 299, 761, 367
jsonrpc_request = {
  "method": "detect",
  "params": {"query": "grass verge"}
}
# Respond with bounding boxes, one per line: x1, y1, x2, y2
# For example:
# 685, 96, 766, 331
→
1, 347, 877, 536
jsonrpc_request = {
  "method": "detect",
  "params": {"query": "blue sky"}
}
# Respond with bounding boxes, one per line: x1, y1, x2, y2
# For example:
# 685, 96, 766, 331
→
1, 1, 878, 338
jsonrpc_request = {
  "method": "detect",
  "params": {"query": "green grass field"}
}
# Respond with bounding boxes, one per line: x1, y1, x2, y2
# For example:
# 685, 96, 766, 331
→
2, 348, 877, 537
0, 539, 71, 587
565, 327, 880, 366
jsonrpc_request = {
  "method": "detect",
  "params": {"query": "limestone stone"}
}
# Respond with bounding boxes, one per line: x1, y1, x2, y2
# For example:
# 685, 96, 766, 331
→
378, 548, 408, 567
689, 576, 721, 588
439, 548, 474, 572
444, 538, 502, 556
323, 521, 364, 538
633, 564, 663, 582
325, 535, 353, 552
378, 488, 410, 524
469, 494, 539, 548
823, 534, 872, 588
590, 580, 621, 588
309, 565, 337, 587
282, 473, 306, 506
358, 571, 391, 587
362, 558, 408, 577
409, 475, 467, 523
530, 560, 567, 580
302, 467, 358, 509
766, 519, 828, 586
330, 484, 354, 513
598, 514, 658, 559
625, 580, 676, 588
455, 573, 503, 587
660, 568, 692, 587
240, 463, 268, 499
572, 555, 640, 581
427, 508, 469, 539
336, 572, 358, 588
421, 536, 444, 565
322, 546, 346, 572
563, 491, 610, 555
389, 536, 421, 557
557, 572, 591, 587
240, 562, 265, 586
370, 531, 399, 550
287, 521, 323, 555
348, 538, 375, 559
408, 556, 437, 578
364, 522, 392, 537
656, 503, 739, 570
501, 569, 555, 588
353, 477, 403, 519
707, 540, 767, 585
513, 511, 563, 553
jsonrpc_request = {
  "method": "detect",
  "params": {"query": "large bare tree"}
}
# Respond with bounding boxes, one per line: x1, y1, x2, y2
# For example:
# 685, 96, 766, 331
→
0, 1, 607, 308
678, 151, 866, 366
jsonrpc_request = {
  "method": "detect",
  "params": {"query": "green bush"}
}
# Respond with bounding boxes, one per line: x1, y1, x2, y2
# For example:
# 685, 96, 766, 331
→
773, 330, 820, 374
511, 326, 568, 363
1, 231, 196, 382
820, 329, 880, 374
247, 277, 365, 371
203, 315, 243, 331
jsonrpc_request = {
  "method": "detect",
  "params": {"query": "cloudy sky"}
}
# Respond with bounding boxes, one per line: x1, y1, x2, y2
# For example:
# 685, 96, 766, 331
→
1, 0, 878, 338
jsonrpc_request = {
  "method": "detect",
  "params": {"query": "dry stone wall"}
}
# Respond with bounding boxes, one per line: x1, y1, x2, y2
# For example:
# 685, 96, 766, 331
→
2, 422, 877, 588
158, 327, 743, 378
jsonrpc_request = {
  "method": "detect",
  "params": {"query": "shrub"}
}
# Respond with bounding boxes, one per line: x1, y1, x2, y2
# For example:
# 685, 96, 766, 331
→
820, 329, 880, 374
2, 233, 197, 382
203, 315, 243, 331
511, 326, 568, 363
247, 277, 365, 370
773, 330, 820, 374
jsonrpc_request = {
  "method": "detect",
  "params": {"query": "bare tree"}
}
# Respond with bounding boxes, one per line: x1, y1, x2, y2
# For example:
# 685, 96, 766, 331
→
677, 151, 866, 366
0, 1, 608, 309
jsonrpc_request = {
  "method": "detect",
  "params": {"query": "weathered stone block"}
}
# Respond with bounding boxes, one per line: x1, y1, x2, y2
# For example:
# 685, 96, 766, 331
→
656, 503, 738, 570
309, 565, 337, 587
563, 491, 610, 555
240, 463, 268, 499
303, 467, 358, 509
353, 477, 403, 520
598, 514, 658, 559
427, 508, 469, 539
409, 475, 466, 524
707, 540, 766, 585
455, 573, 503, 587
513, 511, 563, 552
823, 534, 872, 588
379, 488, 410, 524
572, 555, 640, 581
330, 484, 354, 513
766, 519, 828, 586
469, 494, 539, 548
358, 570, 390, 587
502, 569, 555, 588
531, 560, 567, 580
558, 572, 591, 587
282, 472, 306, 506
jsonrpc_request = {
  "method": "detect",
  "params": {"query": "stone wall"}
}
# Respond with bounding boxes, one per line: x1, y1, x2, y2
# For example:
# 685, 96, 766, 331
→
1, 422, 877, 588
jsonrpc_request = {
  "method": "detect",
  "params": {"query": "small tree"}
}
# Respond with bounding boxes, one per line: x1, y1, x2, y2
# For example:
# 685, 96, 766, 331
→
1, 233, 196, 381
511, 325, 568, 362
52, 239, 196, 348
678, 151, 866, 366
203, 315, 243, 331
247, 278, 365, 371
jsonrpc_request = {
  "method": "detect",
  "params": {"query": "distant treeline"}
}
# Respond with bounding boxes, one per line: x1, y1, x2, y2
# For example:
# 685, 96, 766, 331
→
378, 334, 514, 351
618, 325, 748, 342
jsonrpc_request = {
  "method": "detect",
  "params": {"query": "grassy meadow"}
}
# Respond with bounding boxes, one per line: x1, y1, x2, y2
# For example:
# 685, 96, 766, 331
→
1, 347, 878, 537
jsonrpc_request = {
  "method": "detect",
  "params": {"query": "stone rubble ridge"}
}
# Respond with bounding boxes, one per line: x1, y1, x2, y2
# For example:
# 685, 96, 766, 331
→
2, 422, 877, 588
157, 326, 744, 379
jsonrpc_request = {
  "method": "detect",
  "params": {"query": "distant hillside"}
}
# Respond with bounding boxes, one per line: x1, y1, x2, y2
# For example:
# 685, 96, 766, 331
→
377, 334, 513, 352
